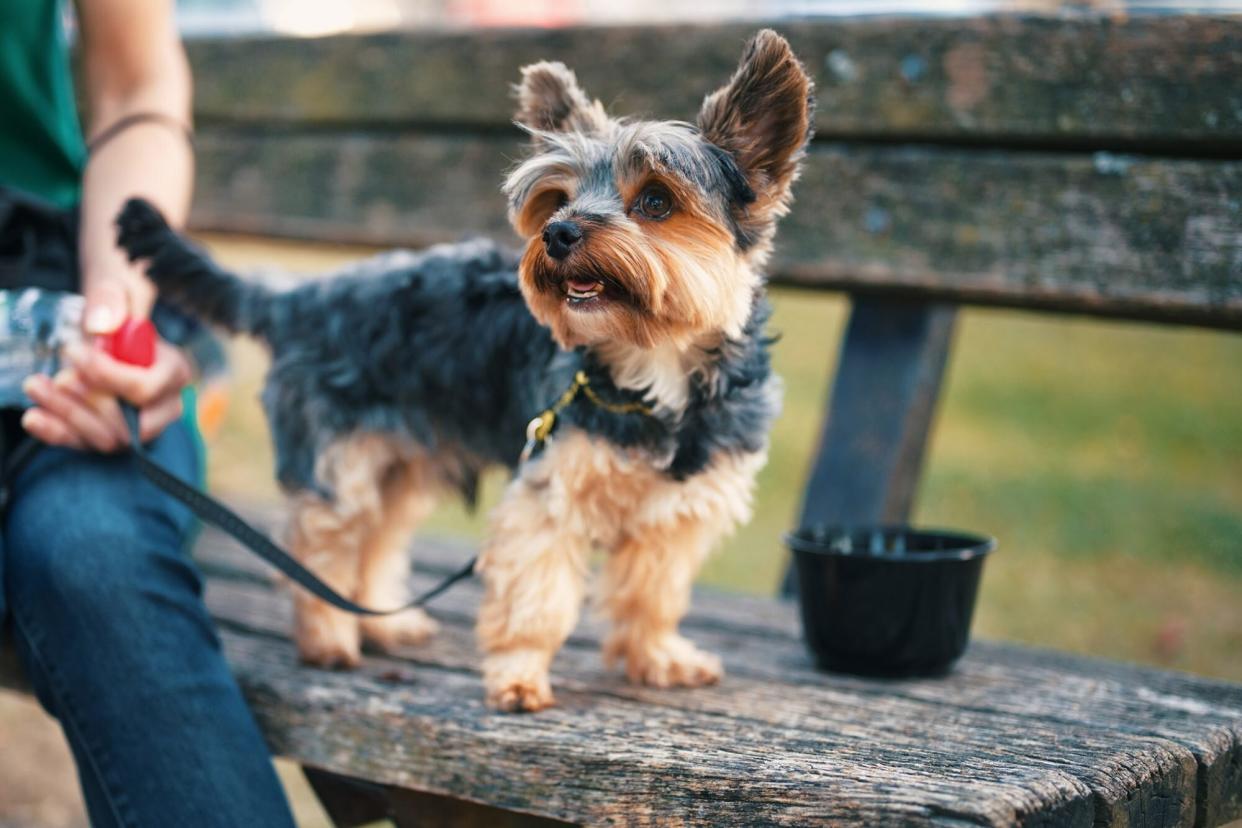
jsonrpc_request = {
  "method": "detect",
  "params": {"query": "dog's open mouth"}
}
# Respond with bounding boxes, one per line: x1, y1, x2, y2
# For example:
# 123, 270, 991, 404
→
564, 277, 606, 306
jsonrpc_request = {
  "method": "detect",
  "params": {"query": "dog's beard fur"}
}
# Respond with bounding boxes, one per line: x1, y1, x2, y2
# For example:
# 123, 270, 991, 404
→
517, 206, 758, 351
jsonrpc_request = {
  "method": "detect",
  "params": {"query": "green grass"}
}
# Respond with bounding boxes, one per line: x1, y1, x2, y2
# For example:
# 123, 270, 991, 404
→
202, 235, 1242, 683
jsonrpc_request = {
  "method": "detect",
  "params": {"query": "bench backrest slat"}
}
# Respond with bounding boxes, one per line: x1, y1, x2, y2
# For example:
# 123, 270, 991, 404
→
191, 129, 1242, 329
184, 18, 1242, 330
188, 18, 1242, 150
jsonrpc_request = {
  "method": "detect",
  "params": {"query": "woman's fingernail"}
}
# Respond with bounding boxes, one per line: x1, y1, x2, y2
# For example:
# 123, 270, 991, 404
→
22, 376, 42, 395
21, 409, 41, 430
85, 306, 118, 334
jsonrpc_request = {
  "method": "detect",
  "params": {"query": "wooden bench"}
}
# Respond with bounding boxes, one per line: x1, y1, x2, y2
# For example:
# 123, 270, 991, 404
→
191, 518, 1242, 826
5, 11, 1242, 827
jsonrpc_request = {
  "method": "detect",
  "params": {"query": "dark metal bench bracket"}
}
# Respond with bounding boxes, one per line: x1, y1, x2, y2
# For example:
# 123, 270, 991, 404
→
304, 765, 575, 828
784, 298, 958, 595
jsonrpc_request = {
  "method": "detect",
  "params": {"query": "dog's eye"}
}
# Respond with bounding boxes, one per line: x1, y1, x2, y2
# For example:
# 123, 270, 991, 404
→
635, 187, 673, 220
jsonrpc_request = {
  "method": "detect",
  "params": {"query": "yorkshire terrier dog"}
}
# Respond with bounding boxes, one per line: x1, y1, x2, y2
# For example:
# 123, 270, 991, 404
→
116, 29, 813, 712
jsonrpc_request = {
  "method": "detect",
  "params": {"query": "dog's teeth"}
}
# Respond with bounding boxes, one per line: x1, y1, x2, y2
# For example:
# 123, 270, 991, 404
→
566, 282, 603, 300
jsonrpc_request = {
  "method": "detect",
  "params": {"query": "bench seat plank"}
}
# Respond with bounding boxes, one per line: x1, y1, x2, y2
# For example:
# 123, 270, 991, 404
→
196, 521, 1242, 827
186, 18, 1242, 149
191, 131, 1242, 329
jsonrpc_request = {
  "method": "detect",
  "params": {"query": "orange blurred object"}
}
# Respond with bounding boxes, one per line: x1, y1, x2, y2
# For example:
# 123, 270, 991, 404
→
196, 380, 231, 441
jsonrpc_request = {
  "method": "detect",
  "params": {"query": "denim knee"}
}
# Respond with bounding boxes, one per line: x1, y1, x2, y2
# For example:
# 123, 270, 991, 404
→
11, 521, 186, 617
3, 448, 210, 652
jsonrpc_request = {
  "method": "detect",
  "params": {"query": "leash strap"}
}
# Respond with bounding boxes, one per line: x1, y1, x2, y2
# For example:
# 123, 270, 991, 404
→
117, 405, 474, 616
0, 405, 474, 616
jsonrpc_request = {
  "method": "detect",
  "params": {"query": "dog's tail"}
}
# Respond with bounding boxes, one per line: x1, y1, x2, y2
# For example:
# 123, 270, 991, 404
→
115, 198, 274, 337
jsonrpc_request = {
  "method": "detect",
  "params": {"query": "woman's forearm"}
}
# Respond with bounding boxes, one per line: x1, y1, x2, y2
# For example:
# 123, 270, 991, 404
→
80, 117, 194, 322
76, 0, 192, 329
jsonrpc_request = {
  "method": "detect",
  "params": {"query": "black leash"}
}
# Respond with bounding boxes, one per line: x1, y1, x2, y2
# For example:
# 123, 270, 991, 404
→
1, 405, 476, 616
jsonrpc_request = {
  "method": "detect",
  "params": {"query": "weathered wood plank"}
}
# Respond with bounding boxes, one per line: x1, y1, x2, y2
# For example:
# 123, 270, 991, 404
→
189, 130, 1242, 328
203, 578, 1214, 827
15, 507, 1220, 826
186, 17, 1242, 149
204, 538, 1242, 746
784, 300, 957, 595
194, 524, 1242, 828
217, 628, 1103, 827
777, 146, 1242, 328
197, 529, 1242, 714
191, 129, 512, 249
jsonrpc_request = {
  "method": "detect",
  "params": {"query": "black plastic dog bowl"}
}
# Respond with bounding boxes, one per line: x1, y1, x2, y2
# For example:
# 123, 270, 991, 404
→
785, 526, 996, 678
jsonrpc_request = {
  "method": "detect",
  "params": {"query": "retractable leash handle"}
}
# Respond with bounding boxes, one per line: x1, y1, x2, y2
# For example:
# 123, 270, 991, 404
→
100, 318, 156, 438
100, 317, 157, 368
102, 319, 475, 616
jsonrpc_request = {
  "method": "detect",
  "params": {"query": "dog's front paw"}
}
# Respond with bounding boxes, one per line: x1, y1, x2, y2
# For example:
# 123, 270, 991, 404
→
482, 650, 555, 713
488, 679, 555, 714
361, 608, 439, 652
611, 633, 722, 689
295, 609, 361, 670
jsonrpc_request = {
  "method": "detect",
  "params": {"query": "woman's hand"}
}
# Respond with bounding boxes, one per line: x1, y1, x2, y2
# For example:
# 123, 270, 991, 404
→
81, 257, 154, 337
22, 339, 193, 452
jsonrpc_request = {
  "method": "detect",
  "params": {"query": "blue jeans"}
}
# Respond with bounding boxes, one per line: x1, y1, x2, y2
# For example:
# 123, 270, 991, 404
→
0, 417, 295, 828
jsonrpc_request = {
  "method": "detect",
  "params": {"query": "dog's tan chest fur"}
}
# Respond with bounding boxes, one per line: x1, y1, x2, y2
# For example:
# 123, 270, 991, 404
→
515, 428, 763, 549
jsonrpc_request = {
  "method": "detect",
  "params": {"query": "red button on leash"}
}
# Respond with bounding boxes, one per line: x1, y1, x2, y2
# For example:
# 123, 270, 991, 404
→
100, 318, 157, 367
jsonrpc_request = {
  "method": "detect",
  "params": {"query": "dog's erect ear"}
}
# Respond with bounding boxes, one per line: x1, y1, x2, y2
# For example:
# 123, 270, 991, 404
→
513, 61, 609, 135
697, 30, 814, 212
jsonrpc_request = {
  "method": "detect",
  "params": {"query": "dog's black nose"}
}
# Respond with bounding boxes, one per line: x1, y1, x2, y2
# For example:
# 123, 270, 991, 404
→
542, 221, 583, 260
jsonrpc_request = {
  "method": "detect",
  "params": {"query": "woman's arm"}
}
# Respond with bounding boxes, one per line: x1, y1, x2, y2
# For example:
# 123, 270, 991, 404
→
22, 0, 195, 452
77, 0, 193, 332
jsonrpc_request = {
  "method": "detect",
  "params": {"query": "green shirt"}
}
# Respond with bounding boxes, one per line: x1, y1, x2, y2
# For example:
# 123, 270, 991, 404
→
0, 0, 86, 207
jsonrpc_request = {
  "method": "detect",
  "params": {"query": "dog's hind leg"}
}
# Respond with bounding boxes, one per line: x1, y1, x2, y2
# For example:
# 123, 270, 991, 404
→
287, 496, 370, 669
286, 434, 395, 669
357, 458, 441, 653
